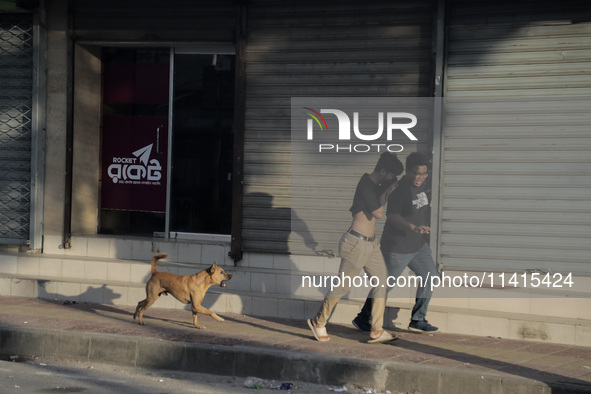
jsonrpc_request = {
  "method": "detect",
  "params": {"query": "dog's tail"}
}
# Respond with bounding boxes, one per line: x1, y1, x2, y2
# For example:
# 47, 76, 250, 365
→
151, 253, 168, 274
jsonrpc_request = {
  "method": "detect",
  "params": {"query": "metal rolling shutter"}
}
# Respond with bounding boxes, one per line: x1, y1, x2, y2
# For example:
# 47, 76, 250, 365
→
0, 14, 33, 244
440, 0, 591, 275
72, 0, 236, 43
243, 0, 435, 254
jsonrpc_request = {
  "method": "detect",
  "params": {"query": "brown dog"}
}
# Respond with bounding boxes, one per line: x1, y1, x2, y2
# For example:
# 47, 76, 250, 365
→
133, 253, 232, 329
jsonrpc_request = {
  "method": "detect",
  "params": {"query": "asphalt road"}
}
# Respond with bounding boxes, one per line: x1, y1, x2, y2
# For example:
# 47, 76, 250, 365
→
0, 359, 396, 394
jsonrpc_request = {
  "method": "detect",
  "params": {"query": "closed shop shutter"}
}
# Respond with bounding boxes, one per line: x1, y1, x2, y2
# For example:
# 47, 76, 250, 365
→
441, 0, 591, 275
72, 0, 236, 43
0, 14, 33, 244
243, 0, 435, 254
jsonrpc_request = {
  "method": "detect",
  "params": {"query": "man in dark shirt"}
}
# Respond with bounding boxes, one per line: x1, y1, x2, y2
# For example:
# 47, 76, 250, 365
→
354, 152, 439, 333
308, 152, 403, 343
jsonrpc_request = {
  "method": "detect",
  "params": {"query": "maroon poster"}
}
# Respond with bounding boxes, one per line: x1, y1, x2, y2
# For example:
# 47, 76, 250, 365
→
101, 115, 168, 212
101, 49, 170, 213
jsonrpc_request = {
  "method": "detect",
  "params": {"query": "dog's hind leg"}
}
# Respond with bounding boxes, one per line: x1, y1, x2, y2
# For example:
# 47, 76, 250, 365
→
133, 299, 146, 321
134, 295, 159, 325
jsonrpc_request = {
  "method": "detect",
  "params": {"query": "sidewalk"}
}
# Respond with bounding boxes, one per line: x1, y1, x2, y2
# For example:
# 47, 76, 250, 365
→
1, 296, 590, 393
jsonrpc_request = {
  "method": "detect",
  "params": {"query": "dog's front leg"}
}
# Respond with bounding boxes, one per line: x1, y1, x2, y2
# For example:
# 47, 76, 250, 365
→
207, 309, 225, 322
192, 304, 225, 324
192, 312, 204, 329
190, 295, 206, 329
190, 297, 224, 329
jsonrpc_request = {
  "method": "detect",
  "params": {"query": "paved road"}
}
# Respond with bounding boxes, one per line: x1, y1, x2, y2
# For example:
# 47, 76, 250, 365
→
0, 359, 398, 394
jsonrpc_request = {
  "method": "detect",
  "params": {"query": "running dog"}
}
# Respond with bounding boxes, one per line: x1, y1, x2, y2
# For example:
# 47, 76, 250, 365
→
133, 253, 232, 329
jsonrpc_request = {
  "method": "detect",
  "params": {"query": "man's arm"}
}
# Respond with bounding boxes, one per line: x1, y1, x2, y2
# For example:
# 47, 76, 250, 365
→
370, 182, 398, 219
387, 213, 431, 234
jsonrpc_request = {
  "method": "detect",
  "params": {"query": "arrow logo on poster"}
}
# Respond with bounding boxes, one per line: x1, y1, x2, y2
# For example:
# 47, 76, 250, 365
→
133, 144, 153, 166
107, 143, 162, 184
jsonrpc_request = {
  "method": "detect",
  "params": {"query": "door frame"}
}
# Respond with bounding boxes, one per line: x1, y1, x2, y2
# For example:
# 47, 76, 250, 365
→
164, 45, 237, 241
73, 40, 243, 259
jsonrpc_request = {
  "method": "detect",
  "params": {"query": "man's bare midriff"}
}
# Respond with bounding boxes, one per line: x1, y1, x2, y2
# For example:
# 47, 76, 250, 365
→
350, 211, 379, 239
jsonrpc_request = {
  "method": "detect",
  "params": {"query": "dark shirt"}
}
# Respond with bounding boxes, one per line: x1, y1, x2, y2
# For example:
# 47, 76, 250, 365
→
349, 173, 381, 218
380, 175, 429, 254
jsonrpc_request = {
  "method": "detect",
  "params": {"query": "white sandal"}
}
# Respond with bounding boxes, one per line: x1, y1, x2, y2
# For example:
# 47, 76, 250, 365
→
367, 330, 395, 344
307, 319, 330, 342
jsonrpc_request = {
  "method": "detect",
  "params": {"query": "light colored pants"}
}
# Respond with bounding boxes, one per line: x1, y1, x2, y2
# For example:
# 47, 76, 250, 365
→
313, 231, 388, 332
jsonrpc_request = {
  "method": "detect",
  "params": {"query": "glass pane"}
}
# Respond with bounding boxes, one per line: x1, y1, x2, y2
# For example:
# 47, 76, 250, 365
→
170, 54, 235, 234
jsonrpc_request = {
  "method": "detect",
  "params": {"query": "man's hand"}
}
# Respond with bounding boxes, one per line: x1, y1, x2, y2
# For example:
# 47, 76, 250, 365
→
412, 225, 431, 234
384, 181, 398, 198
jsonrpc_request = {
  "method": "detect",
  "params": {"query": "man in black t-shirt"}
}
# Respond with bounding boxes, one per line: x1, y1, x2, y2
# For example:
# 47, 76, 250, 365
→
308, 152, 403, 343
354, 152, 439, 333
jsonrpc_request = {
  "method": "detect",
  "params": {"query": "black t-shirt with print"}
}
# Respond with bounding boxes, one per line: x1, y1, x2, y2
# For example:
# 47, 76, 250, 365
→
380, 175, 429, 254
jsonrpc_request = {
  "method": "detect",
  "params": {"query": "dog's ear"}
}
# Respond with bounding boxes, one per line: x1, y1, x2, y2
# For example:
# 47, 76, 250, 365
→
206, 262, 218, 275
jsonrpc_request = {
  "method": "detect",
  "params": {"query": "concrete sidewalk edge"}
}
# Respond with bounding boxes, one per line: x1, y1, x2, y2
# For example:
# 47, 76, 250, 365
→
2, 326, 585, 393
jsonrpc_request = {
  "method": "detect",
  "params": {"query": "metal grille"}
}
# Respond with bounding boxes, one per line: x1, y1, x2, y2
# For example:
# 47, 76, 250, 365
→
0, 14, 33, 243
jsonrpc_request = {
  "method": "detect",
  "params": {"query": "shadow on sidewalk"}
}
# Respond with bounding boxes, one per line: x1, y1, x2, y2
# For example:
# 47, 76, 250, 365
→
390, 336, 591, 390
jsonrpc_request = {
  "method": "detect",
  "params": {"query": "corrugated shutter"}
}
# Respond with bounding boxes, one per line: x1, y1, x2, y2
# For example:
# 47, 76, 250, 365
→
243, 0, 435, 254
440, 0, 591, 275
0, 14, 33, 244
72, 0, 236, 43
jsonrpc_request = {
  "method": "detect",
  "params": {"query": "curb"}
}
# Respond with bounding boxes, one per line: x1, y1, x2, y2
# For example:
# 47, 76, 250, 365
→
3, 326, 587, 393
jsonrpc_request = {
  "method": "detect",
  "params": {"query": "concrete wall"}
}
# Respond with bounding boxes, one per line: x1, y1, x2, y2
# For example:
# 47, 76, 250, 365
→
43, 0, 69, 240
71, 44, 101, 234
43, 3, 102, 243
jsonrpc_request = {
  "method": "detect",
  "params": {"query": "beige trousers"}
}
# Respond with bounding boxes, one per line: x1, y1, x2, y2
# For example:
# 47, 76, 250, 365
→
313, 231, 388, 332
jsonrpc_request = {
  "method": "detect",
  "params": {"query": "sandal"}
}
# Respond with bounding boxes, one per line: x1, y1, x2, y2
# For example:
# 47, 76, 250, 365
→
307, 319, 330, 342
367, 330, 395, 344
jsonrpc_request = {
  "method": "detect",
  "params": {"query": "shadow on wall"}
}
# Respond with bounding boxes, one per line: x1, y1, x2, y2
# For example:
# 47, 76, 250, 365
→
37, 281, 122, 305
243, 192, 318, 254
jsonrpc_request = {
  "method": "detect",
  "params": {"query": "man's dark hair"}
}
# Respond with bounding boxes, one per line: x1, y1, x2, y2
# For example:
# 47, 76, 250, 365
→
406, 152, 431, 171
375, 152, 404, 175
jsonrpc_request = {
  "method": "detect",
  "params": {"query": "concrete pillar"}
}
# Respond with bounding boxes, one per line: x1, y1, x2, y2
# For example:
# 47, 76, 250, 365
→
43, 0, 69, 245
71, 44, 101, 234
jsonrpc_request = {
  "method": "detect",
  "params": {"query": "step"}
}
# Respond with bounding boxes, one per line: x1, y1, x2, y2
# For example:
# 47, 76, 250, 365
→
2, 249, 591, 346
3, 251, 591, 315
1, 271, 590, 347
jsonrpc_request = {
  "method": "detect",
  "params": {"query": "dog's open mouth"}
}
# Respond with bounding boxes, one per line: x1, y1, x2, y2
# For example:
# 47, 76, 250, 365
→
220, 281, 227, 288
